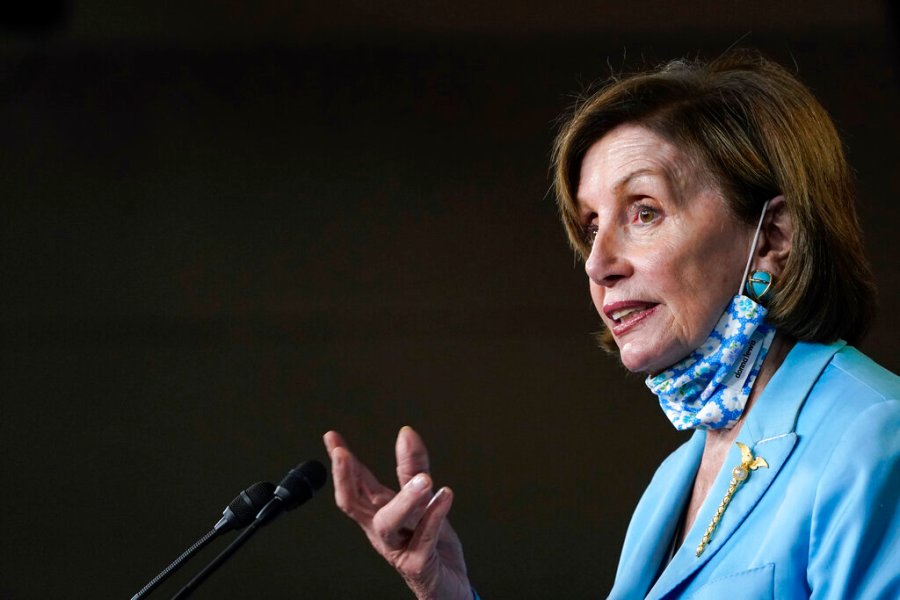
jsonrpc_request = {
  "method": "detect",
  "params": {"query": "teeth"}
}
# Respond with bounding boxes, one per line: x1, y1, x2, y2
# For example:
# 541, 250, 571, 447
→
611, 307, 642, 321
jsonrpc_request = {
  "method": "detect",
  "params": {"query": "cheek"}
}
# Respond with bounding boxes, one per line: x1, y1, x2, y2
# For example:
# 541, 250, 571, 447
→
632, 234, 680, 277
589, 282, 604, 310
588, 282, 611, 324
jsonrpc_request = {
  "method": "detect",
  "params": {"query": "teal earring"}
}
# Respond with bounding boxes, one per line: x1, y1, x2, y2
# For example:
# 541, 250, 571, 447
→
745, 270, 775, 303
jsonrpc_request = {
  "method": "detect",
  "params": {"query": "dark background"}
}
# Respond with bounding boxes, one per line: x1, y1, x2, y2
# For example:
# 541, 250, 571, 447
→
2, 1, 898, 598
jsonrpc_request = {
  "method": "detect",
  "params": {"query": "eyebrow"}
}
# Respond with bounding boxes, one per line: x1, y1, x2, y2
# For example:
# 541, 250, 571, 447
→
577, 168, 658, 212
613, 166, 687, 205
611, 168, 656, 195
575, 163, 688, 218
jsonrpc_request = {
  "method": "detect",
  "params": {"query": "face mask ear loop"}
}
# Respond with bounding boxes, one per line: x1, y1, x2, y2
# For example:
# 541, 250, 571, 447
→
738, 199, 771, 296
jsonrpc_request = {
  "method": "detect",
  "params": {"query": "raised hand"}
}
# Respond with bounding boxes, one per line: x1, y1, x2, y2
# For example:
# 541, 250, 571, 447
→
323, 427, 472, 600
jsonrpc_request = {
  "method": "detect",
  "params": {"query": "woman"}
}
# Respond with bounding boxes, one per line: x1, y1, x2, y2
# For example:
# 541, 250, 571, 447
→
323, 51, 900, 599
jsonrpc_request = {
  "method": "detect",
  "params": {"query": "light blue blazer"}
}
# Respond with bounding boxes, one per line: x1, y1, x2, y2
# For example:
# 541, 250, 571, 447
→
609, 340, 900, 599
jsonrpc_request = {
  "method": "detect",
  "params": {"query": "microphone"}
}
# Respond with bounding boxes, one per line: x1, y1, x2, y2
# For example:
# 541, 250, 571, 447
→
131, 481, 275, 600
215, 482, 277, 533
254, 460, 328, 525
171, 460, 327, 599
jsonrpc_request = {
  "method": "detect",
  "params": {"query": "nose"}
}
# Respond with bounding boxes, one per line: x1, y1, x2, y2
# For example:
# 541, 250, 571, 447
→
584, 225, 632, 287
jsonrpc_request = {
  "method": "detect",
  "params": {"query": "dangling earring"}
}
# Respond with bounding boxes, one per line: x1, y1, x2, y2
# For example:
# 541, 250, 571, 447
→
745, 270, 775, 303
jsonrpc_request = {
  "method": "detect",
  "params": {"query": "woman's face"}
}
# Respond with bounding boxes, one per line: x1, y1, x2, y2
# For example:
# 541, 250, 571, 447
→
577, 124, 754, 374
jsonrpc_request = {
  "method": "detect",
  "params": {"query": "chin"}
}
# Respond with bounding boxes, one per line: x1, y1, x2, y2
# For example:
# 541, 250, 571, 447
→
617, 341, 688, 375
616, 343, 656, 374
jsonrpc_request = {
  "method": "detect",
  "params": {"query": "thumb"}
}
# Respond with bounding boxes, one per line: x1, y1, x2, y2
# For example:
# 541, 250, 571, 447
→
395, 426, 431, 487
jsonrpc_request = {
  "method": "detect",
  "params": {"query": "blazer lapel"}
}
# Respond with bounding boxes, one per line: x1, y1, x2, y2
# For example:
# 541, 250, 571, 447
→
608, 432, 704, 599
645, 341, 844, 599
647, 433, 797, 599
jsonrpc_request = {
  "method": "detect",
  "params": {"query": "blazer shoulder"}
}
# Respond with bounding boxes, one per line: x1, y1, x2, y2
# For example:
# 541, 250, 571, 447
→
831, 346, 900, 400
827, 345, 900, 402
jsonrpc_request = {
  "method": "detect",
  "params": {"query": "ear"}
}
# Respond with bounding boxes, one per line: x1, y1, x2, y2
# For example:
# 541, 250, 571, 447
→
753, 195, 793, 276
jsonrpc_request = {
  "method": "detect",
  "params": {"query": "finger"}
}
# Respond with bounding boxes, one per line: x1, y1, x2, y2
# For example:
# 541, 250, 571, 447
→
325, 431, 390, 503
330, 445, 395, 522
323, 430, 348, 457
407, 486, 454, 558
371, 472, 434, 549
330, 446, 364, 518
395, 426, 431, 487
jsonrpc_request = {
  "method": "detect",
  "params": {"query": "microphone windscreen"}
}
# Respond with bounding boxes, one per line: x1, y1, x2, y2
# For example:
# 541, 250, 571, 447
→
275, 460, 327, 510
230, 482, 276, 527
216, 481, 276, 532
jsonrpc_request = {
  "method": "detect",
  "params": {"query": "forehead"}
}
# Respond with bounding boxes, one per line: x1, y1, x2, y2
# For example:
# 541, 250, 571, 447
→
576, 124, 698, 207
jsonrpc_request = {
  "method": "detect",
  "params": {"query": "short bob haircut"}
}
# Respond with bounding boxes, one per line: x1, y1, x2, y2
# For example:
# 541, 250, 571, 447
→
552, 49, 875, 346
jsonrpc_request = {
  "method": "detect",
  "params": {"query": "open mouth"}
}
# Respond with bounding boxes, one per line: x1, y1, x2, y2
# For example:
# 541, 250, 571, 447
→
605, 302, 659, 330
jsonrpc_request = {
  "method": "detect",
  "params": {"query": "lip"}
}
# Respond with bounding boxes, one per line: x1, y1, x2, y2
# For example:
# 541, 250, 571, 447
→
603, 300, 660, 336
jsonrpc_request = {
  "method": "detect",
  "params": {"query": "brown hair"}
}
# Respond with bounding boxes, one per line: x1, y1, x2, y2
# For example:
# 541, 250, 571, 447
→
552, 49, 875, 345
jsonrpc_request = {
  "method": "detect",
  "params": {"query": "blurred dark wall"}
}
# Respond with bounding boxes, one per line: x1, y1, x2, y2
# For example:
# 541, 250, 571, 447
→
2, 3, 898, 598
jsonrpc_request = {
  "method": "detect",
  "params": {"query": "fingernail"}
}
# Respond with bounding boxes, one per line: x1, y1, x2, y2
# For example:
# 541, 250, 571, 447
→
408, 473, 428, 491
426, 487, 449, 509
399, 425, 416, 446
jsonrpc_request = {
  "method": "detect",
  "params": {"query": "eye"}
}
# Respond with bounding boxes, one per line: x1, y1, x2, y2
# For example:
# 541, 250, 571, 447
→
584, 224, 599, 245
636, 207, 657, 224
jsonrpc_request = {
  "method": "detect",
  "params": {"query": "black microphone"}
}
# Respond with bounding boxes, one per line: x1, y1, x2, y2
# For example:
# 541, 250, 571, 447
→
131, 481, 275, 600
254, 460, 328, 525
215, 481, 278, 533
171, 460, 327, 599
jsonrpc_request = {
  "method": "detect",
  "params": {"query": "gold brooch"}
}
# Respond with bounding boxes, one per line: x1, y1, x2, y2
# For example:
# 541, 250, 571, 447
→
696, 442, 768, 557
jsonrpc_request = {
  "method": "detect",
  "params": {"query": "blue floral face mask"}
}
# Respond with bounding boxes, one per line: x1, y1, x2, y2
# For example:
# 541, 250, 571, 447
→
645, 201, 776, 430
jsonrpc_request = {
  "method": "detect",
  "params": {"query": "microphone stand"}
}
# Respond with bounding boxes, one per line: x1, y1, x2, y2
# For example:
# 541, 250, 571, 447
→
170, 501, 283, 599
170, 461, 325, 599
130, 481, 274, 600
131, 529, 217, 600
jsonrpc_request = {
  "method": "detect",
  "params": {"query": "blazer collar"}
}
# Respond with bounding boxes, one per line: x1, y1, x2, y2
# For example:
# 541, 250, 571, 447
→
646, 340, 844, 599
741, 339, 845, 443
